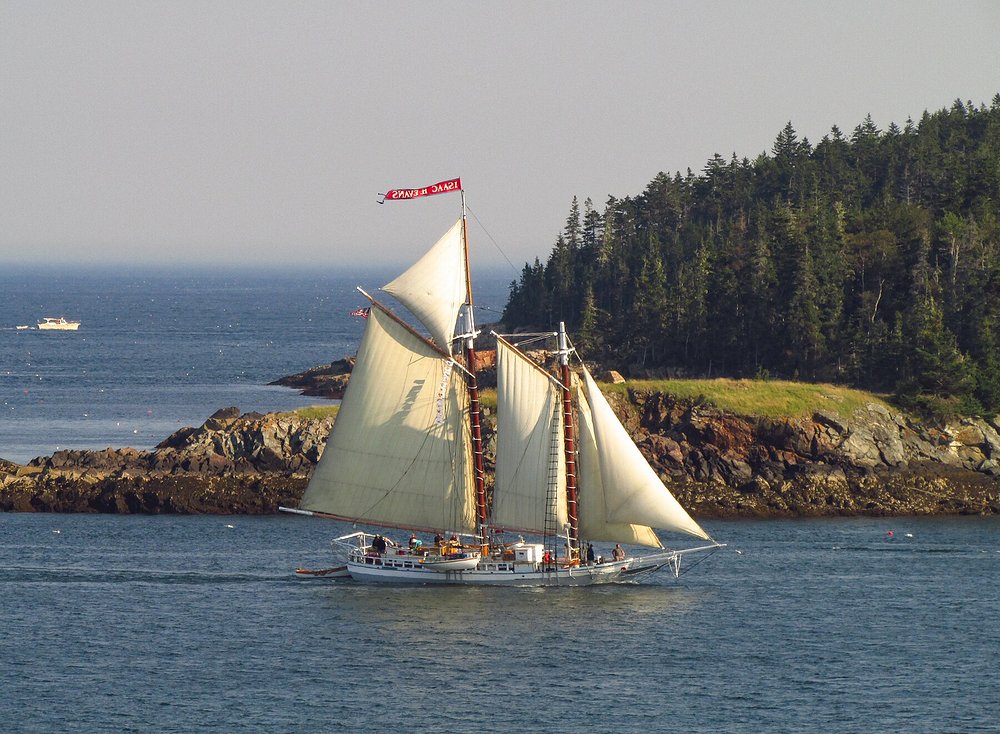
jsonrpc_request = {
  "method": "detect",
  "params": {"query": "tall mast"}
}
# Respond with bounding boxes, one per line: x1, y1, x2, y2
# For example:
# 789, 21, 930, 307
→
558, 321, 579, 554
461, 191, 489, 549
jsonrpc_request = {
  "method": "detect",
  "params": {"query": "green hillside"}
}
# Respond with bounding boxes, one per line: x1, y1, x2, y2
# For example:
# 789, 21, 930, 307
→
602, 378, 885, 419
503, 97, 1000, 418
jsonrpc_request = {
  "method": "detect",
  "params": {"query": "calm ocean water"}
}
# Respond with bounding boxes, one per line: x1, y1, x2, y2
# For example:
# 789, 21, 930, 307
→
0, 265, 512, 463
0, 514, 996, 733
2, 267, 997, 731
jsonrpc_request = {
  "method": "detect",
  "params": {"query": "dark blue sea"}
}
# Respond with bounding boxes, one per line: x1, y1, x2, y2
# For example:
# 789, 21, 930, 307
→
2, 268, 998, 732
0, 265, 512, 464
0, 514, 996, 732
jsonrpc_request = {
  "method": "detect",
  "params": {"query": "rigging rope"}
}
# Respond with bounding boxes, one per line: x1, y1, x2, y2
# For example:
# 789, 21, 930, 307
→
677, 545, 725, 577
465, 204, 520, 276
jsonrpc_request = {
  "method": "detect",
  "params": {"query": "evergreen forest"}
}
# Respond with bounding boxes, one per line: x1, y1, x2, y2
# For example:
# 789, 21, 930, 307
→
502, 97, 1000, 416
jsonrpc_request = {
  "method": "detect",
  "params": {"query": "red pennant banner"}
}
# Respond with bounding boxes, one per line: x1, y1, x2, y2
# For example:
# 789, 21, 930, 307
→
381, 177, 462, 202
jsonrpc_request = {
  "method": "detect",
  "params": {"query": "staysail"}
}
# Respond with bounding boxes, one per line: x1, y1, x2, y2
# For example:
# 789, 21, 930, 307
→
578, 368, 710, 541
382, 219, 467, 351
491, 339, 568, 535
299, 304, 476, 532
575, 372, 664, 548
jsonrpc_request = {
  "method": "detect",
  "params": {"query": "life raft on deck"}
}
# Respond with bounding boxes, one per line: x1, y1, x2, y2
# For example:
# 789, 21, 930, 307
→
420, 552, 481, 572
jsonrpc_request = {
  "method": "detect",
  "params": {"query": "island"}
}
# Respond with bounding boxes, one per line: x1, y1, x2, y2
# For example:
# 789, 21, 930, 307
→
2, 368, 998, 517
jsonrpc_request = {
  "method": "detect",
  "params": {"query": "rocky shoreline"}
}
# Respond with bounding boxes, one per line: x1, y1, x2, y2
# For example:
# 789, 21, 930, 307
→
267, 357, 355, 399
0, 408, 329, 514
2, 388, 999, 517
605, 392, 1000, 518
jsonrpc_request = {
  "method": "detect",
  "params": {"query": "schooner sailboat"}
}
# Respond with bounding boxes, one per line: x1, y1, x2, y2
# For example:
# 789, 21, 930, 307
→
283, 179, 723, 585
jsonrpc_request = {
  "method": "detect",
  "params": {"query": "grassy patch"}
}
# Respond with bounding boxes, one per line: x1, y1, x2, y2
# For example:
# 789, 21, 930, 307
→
278, 404, 340, 420
478, 388, 497, 413
602, 378, 887, 419
273, 380, 883, 421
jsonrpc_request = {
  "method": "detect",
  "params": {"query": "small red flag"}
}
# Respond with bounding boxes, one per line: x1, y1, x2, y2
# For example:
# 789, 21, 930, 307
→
379, 177, 462, 203
351, 307, 369, 318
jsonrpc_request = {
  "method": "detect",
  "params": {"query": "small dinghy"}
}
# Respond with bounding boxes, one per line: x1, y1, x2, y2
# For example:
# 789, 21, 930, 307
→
295, 565, 351, 578
420, 552, 482, 572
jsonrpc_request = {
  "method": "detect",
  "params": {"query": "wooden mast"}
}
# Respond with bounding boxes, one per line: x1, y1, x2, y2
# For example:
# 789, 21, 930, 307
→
558, 321, 579, 555
460, 191, 489, 549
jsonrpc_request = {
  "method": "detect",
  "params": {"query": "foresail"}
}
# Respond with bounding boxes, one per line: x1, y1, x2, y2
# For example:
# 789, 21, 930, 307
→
576, 374, 663, 548
382, 219, 467, 351
579, 369, 710, 541
492, 340, 568, 535
300, 305, 476, 532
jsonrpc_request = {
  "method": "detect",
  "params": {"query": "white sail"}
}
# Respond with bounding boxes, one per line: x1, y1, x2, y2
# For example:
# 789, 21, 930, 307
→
492, 339, 568, 535
579, 369, 710, 541
300, 305, 476, 532
576, 373, 664, 548
382, 219, 467, 351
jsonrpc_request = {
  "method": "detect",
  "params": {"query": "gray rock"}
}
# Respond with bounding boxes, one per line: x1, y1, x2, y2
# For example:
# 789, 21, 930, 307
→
812, 411, 847, 434
209, 407, 241, 420
976, 420, 1000, 457
873, 423, 906, 467
839, 427, 883, 468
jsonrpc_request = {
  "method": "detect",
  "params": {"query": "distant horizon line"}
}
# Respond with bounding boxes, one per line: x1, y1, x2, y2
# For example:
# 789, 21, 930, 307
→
0, 259, 523, 277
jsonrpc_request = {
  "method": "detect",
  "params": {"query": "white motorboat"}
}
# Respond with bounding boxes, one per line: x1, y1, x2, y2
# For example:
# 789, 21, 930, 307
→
37, 317, 80, 331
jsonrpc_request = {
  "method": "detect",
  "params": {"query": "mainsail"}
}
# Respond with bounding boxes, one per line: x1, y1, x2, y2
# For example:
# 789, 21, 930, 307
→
382, 219, 467, 351
492, 339, 568, 535
577, 368, 710, 541
299, 305, 476, 532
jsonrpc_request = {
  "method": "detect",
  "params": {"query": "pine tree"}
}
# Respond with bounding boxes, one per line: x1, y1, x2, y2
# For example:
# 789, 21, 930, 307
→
897, 292, 979, 414
577, 282, 603, 356
747, 206, 778, 371
972, 315, 1000, 413
787, 243, 824, 379
628, 250, 669, 368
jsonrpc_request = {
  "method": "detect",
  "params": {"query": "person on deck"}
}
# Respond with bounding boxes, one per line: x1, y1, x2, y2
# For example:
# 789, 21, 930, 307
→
371, 535, 387, 555
612, 543, 626, 561
586, 543, 596, 564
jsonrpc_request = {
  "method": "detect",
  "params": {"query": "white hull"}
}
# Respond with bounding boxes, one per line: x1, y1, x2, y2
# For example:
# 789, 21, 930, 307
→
348, 558, 627, 586
343, 546, 713, 586
278, 524, 723, 586
37, 318, 80, 331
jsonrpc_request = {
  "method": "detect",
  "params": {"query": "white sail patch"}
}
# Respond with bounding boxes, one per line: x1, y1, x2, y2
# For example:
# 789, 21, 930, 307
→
579, 368, 710, 540
382, 219, 467, 351
435, 361, 454, 426
300, 306, 476, 532
492, 340, 568, 535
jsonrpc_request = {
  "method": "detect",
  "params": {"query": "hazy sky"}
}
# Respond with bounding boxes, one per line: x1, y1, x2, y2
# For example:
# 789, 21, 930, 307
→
2, 1, 998, 270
